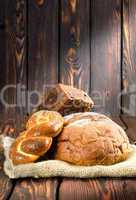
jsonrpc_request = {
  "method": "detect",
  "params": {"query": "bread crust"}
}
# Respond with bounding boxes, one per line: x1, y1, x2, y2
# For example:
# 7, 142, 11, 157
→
9, 131, 52, 165
26, 110, 64, 137
55, 112, 131, 165
9, 110, 64, 165
39, 84, 94, 115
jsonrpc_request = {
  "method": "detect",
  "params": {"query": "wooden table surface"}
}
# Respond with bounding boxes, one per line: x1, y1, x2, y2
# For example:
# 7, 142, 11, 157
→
0, 116, 136, 200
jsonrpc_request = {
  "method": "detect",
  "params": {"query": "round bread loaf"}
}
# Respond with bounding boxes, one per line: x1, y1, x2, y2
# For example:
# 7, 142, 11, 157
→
26, 110, 64, 137
55, 112, 131, 165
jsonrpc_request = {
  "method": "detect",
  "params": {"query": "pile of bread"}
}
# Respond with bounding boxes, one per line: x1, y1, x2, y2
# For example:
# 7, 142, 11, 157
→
10, 84, 131, 166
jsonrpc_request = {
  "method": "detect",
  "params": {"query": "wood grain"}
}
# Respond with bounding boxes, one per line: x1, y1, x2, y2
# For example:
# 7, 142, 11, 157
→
2, 0, 17, 137
59, 177, 136, 200
10, 178, 59, 200
59, 178, 94, 200
122, 116, 136, 143
60, 0, 91, 93
1, 0, 27, 137
15, 0, 27, 132
0, 0, 6, 132
28, 0, 58, 114
90, 0, 121, 115
122, 0, 136, 116
0, 170, 13, 200
111, 116, 126, 130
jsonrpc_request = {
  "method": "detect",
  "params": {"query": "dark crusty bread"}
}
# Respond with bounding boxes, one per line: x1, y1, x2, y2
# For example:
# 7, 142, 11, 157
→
38, 84, 94, 116
55, 112, 131, 166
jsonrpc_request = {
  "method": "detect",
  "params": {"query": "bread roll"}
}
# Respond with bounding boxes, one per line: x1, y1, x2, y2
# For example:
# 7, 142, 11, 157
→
26, 110, 64, 137
9, 110, 64, 165
55, 112, 131, 166
9, 131, 52, 165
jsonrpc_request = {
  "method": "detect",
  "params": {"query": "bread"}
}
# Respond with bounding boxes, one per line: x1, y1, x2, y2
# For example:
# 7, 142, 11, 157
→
9, 110, 64, 165
26, 110, 64, 137
55, 112, 131, 166
38, 84, 94, 115
9, 131, 52, 165
64, 112, 110, 126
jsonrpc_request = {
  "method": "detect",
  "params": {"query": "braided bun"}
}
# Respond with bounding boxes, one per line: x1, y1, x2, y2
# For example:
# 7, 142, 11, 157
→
26, 110, 64, 137
9, 110, 64, 165
9, 131, 52, 165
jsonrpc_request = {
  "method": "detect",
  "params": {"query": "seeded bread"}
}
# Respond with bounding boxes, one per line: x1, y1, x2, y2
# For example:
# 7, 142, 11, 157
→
39, 84, 94, 116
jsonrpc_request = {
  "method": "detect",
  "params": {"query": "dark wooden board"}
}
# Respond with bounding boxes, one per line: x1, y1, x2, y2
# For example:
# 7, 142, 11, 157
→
0, 0, 6, 133
2, 0, 17, 137
0, 0, 27, 137
28, 0, 58, 114
0, 170, 13, 200
90, 0, 121, 116
122, 116, 136, 143
59, 178, 136, 200
60, 0, 91, 93
111, 116, 127, 130
122, 0, 136, 116
10, 178, 59, 200
15, 0, 27, 133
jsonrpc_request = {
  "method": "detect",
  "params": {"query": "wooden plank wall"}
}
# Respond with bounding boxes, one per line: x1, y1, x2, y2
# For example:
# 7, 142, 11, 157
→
123, 0, 136, 116
28, 0, 58, 113
0, 0, 136, 133
60, 0, 90, 93
0, 0, 27, 137
0, 0, 6, 131
1, 0, 27, 136
91, 0, 121, 115
15, 0, 27, 132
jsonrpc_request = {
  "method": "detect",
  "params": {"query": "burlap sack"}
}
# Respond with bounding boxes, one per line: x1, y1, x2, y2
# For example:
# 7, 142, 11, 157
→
1, 136, 136, 179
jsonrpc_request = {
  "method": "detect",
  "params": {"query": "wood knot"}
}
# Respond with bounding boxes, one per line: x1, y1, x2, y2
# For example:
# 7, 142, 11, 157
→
36, 0, 45, 6
66, 48, 77, 64
69, 0, 77, 13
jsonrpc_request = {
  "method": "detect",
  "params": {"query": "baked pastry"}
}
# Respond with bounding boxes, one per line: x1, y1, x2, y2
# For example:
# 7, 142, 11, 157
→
38, 84, 94, 115
55, 112, 131, 166
9, 110, 64, 165
26, 110, 64, 137
9, 131, 52, 165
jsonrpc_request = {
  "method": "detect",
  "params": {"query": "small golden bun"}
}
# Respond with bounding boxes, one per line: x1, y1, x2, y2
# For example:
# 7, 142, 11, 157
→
9, 110, 64, 165
26, 110, 64, 137
9, 131, 52, 165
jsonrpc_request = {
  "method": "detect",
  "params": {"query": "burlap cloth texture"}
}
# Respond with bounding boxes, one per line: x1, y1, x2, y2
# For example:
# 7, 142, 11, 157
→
1, 136, 136, 179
